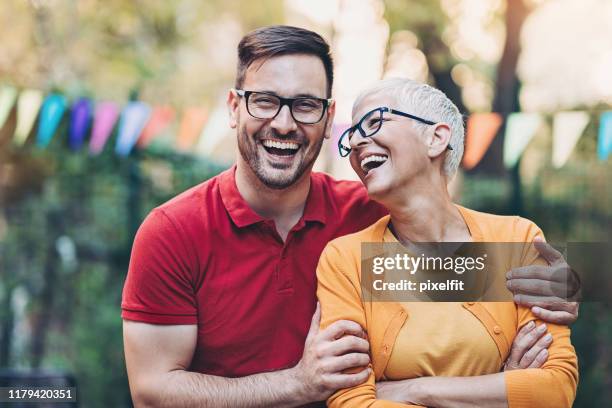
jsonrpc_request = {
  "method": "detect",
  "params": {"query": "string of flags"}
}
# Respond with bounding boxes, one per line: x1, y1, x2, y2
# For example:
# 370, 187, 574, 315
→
332, 109, 610, 169
1, 84, 611, 167
467, 110, 610, 169
0, 85, 209, 157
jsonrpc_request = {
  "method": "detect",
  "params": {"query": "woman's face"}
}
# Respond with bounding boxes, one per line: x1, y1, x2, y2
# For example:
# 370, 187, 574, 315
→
349, 93, 432, 201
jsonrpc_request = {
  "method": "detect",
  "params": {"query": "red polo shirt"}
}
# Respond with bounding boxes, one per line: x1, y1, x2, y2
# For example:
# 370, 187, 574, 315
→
121, 165, 386, 377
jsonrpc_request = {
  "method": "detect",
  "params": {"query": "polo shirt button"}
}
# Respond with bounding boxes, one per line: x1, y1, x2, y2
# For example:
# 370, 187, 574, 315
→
493, 325, 502, 334
467, 302, 475, 306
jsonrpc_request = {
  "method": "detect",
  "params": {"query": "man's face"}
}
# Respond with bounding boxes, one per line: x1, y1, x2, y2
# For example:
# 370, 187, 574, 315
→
228, 54, 335, 189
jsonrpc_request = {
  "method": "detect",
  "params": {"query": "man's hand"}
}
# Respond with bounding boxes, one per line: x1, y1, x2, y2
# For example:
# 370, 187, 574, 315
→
293, 302, 371, 402
503, 320, 552, 370
506, 237, 580, 325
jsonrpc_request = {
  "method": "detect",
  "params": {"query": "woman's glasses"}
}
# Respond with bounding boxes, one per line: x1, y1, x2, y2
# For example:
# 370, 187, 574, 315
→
338, 107, 452, 157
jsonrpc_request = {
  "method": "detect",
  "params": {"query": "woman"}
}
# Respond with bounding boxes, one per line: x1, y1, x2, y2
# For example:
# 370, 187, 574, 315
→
316, 78, 578, 407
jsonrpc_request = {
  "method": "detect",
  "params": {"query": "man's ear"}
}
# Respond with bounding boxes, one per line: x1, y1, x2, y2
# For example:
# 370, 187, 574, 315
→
323, 99, 336, 140
227, 89, 240, 129
427, 122, 452, 158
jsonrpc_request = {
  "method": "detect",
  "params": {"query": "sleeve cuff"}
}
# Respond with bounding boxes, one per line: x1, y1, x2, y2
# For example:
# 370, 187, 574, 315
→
505, 369, 536, 408
121, 309, 198, 325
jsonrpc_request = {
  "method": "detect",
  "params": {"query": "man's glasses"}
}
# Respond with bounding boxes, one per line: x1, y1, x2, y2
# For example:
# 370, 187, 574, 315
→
338, 107, 453, 157
234, 89, 332, 124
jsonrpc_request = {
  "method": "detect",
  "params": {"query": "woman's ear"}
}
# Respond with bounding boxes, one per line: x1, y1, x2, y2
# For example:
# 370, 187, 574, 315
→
227, 89, 240, 129
427, 122, 452, 158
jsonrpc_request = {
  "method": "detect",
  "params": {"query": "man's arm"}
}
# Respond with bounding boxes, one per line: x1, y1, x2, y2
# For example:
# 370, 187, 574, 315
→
506, 237, 580, 325
123, 303, 371, 408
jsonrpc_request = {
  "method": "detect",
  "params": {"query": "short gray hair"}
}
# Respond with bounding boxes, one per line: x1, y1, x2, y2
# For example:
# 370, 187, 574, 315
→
352, 78, 465, 179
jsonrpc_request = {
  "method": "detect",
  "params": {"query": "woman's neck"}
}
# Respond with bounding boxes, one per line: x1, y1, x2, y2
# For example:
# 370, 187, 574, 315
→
385, 173, 471, 243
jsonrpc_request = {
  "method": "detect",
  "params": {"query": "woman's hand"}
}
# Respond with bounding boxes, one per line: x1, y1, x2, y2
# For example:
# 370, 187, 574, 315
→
503, 320, 552, 370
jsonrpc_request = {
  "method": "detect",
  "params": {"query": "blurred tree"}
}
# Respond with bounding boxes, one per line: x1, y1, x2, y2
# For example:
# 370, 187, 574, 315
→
384, 0, 467, 113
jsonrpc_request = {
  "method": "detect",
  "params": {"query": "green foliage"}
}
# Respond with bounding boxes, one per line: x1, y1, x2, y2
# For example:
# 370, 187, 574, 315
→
0, 140, 226, 407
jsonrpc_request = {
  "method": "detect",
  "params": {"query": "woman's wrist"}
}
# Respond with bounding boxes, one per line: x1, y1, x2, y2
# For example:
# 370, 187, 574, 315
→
403, 377, 431, 405
377, 377, 430, 405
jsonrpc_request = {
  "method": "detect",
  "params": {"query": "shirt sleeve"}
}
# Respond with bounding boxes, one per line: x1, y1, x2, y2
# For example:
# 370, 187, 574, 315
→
121, 208, 198, 325
504, 218, 579, 408
316, 242, 423, 408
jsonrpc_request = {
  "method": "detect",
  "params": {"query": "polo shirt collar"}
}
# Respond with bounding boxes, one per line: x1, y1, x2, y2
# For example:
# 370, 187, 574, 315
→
301, 172, 327, 225
218, 165, 327, 228
219, 165, 265, 228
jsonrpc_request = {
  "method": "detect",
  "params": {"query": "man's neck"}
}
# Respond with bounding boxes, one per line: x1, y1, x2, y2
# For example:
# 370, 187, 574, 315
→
235, 160, 312, 240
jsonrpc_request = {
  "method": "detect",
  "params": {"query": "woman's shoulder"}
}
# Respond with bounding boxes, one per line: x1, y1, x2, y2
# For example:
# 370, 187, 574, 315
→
457, 205, 544, 242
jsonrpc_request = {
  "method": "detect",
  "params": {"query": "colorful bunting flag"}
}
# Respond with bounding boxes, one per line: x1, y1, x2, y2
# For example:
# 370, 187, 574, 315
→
69, 98, 92, 150
503, 112, 543, 168
176, 107, 207, 151
115, 101, 151, 156
0, 85, 18, 130
552, 111, 589, 168
598, 111, 612, 161
194, 100, 231, 156
37, 93, 67, 148
462, 113, 503, 170
14, 89, 43, 146
138, 105, 175, 148
89, 101, 120, 155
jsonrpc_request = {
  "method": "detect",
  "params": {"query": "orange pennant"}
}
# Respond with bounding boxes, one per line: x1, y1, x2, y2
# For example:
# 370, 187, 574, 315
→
462, 113, 502, 170
138, 105, 175, 148
176, 107, 207, 151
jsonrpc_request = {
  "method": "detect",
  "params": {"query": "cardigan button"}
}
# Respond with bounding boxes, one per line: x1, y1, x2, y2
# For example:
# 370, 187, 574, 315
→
493, 325, 502, 334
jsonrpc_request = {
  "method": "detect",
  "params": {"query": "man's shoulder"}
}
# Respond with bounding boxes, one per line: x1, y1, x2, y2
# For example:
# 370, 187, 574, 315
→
311, 171, 367, 198
325, 215, 390, 254
154, 169, 227, 226
311, 171, 388, 231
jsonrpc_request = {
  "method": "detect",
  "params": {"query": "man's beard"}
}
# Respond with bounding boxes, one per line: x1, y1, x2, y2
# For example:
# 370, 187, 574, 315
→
237, 122, 325, 190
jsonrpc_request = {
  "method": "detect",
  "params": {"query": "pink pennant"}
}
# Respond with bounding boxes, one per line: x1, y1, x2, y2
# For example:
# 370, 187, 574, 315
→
89, 101, 120, 155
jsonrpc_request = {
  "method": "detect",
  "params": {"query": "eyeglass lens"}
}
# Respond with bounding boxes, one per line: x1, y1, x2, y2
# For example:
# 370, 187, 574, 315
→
247, 92, 325, 124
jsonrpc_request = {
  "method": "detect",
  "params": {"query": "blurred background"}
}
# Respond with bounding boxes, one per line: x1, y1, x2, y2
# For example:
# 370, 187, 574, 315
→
0, 0, 610, 406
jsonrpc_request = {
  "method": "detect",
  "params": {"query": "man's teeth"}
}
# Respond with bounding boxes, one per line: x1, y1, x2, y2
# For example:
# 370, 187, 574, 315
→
262, 140, 299, 150
360, 155, 388, 172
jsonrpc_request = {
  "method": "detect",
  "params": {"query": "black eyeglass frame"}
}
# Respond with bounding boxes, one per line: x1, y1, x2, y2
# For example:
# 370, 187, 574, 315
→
234, 89, 333, 125
337, 106, 453, 157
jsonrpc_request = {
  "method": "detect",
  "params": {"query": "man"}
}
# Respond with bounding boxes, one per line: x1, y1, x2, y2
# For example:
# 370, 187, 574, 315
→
122, 25, 578, 407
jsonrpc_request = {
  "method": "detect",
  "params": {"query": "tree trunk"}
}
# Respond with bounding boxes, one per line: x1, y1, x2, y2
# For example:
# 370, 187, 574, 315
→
473, 0, 531, 215
29, 210, 62, 368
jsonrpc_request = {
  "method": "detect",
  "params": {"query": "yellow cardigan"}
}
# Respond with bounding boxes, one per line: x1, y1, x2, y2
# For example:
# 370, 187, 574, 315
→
316, 206, 578, 408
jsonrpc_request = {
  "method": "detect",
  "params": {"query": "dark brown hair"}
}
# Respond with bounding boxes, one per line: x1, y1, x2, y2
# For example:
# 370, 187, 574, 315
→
235, 25, 334, 97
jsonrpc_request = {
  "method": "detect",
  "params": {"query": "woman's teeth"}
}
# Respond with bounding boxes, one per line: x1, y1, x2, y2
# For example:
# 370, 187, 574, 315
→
360, 155, 388, 173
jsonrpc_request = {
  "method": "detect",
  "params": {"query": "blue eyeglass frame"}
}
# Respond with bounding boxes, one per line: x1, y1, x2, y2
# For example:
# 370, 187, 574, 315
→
338, 106, 453, 157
